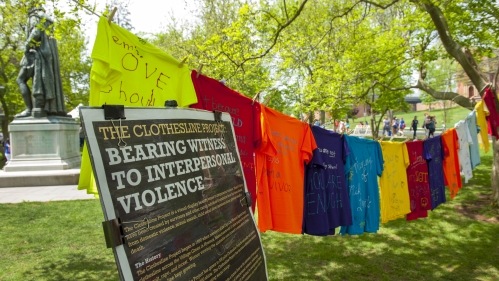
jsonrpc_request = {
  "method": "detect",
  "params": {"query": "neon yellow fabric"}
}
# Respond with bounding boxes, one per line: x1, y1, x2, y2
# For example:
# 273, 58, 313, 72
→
475, 101, 490, 153
78, 17, 198, 195
379, 141, 411, 223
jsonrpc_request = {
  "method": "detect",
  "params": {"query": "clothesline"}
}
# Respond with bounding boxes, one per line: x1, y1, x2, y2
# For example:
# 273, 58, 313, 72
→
78, 15, 499, 237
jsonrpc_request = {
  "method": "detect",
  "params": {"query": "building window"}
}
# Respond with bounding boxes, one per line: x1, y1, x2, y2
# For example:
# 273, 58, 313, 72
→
468, 86, 474, 98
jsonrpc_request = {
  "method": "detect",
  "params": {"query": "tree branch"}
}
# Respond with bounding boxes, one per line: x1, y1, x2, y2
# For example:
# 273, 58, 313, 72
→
411, 0, 489, 95
415, 78, 474, 109
361, 0, 400, 9
240, 0, 309, 64
283, 0, 289, 21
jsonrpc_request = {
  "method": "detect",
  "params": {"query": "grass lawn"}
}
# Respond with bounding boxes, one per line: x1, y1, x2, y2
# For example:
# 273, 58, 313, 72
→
1, 152, 498, 281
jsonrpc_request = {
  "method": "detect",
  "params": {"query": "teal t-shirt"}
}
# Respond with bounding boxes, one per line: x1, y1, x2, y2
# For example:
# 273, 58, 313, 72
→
340, 136, 384, 235
466, 111, 481, 169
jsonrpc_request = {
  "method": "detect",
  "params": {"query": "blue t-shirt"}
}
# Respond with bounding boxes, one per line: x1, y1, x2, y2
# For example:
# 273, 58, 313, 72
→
4, 143, 9, 154
304, 127, 352, 236
423, 136, 446, 210
340, 136, 384, 235
466, 111, 481, 169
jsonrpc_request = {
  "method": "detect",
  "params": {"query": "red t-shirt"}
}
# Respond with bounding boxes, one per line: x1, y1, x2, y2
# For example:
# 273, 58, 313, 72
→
189, 71, 261, 212
405, 141, 432, 221
483, 88, 499, 139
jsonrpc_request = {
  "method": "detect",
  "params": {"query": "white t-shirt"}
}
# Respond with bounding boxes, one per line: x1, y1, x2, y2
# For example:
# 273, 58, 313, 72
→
454, 120, 473, 183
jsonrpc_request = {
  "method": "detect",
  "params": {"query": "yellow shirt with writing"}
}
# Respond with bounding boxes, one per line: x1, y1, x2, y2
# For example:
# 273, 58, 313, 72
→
475, 101, 490, 153
79, 17, 198, 195
379, 142, 411, 223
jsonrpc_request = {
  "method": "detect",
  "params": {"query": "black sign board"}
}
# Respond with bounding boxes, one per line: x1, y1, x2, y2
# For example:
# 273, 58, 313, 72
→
80, 107, 268, 281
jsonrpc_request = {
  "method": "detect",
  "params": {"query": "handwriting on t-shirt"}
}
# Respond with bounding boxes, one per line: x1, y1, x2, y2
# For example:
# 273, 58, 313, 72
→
270, 130, 298, 155
99, 35, 177, 106
306, 172, 343, 215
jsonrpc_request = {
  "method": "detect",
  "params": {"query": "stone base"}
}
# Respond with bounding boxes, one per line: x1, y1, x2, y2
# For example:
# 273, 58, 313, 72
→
0, 169, 80, 188
4, 116, 81, 172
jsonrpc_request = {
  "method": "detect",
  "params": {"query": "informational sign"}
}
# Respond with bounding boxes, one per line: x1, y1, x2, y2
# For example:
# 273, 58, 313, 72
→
80, 107, 268, 281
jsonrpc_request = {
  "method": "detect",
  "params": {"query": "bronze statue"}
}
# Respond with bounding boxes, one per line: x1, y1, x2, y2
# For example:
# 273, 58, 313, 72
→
15, 5, 67, 118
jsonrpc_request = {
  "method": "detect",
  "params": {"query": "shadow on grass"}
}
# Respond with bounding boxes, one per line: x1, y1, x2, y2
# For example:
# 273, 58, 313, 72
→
262, 153, 499, 281
263, 211, 499, 281
23, 253, 119, 281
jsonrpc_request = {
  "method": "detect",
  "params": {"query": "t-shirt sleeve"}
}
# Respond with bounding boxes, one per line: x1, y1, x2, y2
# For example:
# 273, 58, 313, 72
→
453, 129, 460, 150
465, 123, 473, 145
402, 143, 410, 169
343, 136, 355, 176
176, 69, 198, 107
91, 18, 123, 86
423, 141, 432, 161
439, 137, 445, 160
309, 148, 325, 169
342, 136, 350, 164
301, 125, 317, 164
253, 103, 262, 149
188, 70, 205, 110
376, 142, 384, 177
257, 105, 277, 157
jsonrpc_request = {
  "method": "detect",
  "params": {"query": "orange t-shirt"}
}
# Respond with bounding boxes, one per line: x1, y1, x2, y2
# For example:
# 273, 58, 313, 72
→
441, 128, 462, 198
256, 105, 317, 234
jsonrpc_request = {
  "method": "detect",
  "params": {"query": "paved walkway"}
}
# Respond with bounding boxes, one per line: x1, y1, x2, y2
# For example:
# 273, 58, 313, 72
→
0, 185, 95, 204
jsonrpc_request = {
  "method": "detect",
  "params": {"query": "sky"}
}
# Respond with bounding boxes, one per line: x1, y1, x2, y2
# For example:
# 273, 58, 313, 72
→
81, 0, 195, 52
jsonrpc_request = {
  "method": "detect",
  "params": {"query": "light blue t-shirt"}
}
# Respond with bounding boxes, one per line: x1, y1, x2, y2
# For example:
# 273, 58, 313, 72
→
466, 111, 481, 169
340, 135, 384, 235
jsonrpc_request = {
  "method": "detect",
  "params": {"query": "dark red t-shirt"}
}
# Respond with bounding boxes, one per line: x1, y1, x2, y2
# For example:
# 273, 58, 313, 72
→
483, 88, 499, 139
405, 141, 432, 220
189, 71, 261, 212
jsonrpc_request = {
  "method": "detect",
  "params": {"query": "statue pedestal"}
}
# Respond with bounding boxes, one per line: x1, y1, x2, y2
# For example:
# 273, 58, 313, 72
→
4, 116, 81, 172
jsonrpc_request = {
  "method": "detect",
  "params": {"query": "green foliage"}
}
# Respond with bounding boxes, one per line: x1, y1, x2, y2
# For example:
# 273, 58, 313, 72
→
56, 19, 91, 109
0, 0, 90, 131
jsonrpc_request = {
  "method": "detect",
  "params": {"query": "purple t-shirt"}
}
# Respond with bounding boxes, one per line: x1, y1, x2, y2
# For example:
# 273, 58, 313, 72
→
423, 136, 446, 210
303, 127, 352, 235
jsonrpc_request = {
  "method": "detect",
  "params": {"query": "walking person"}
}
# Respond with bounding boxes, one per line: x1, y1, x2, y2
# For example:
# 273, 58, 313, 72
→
411, 116, 419, 139
382, 116, 391, 137
338, 119, 345, 133
422, 112, 429, 136
426, 116, 436, 138
4, 138, 11, 167
399, 118, 406, 135
392, 117, 399, 136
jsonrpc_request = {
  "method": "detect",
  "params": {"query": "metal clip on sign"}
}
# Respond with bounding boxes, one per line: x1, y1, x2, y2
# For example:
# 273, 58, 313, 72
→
103, 105, 127, 147
213, 111, 225, 142
102, 218, 124, 248
240, 192, 252, 208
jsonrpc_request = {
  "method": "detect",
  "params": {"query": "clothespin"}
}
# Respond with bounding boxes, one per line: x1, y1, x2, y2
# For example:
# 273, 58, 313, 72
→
196, 64, 204, 78
108, 7, 117, 24
178, 56, 188, 68
263, 95, 272, 106
251, 92, 261, 105
479, 82, 492, 94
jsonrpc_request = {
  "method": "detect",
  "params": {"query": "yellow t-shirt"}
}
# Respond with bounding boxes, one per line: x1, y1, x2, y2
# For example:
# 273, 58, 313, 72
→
475, 101, 490, 153
78, 17, 198, 195
379, 141, 411, 223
